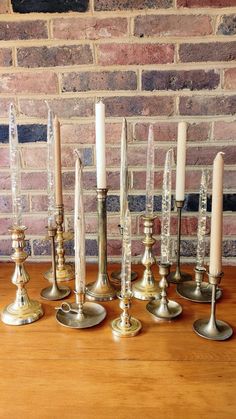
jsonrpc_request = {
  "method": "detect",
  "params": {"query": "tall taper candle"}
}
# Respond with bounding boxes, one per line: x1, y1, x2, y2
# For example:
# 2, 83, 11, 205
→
120, 118, 128, 228
145, 124, 155, 216
95, 100, 106, 189
209, 152, 224, 277
176, 122, 187, 202
54, 116, 63, 206
74, 151, 86, 294
46, 104, 55, 228
121, 209, 132, 297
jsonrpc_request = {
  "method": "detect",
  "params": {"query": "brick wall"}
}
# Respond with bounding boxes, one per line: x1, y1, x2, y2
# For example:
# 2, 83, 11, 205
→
0, 0, 236, 265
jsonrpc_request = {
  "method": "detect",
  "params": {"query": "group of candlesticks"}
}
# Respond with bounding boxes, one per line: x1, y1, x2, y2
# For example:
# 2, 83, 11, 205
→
1, 101, 233, 341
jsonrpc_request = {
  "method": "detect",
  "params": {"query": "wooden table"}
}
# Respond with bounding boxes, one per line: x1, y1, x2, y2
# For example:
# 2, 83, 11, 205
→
0, 263, 235, 419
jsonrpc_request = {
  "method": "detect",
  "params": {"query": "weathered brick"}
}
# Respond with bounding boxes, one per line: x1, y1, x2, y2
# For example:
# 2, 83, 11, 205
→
134, 122, 177, 142
107, 239, 122, 257
135, 15, 212, 37
12, 0, 89, 13
33, 239, 50, 256
84, 194, 97, 212
0, 72, 58, 94
187, 122, 211, 142
224, 68, 236, 89
178, 0, 236, 7
61, 122, 123, 145
223, 240, 236, 258
132, 171, 163, 190
0, 0, 10, 13
186, 146, 236, 165
179, 42, 236, 63
0, 172, 11, 190
0, 98, 16, 118
62, 171, 97, 191
0, 195, 12, 213
98, 43, 174, 66
61, 146, 93, 167
21, 172, 47, 190
0, 21, 48, 41
223, 216, 236, 235
31, 195, 48, 212
53, 17, 128, 40
0, 217, 12, 234
107, 195, 120, 212
18, 125, 47, 143
19, 98, 93, 119
214, 121, 236, 140
0, 48, 12, 67
225, 171, 236, 189
62, 71, 137, 93
179, 96, 236, 116
142, 70, 219, 91
0, 125, 9, 143
0, 147, 9, 167
104, 96, 174, 117
95, 0, 173, 10
217, 15, 236, 35
22, 147, 47, 169
17, 45, 93, 68
23, 216, 47, 235
0, 239, 12, 257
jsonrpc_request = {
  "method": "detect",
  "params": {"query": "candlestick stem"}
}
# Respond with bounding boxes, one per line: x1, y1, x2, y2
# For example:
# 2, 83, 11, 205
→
111, 226, 138, 284
193, 272, 233, 340
132, 215, 160, 300
168, 200, 192, 283
1, 226, 44, 325
86, 189, 117, 301
111, 293, 142, 337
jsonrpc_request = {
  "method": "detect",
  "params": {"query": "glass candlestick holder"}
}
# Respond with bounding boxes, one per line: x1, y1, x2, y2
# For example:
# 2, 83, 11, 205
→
111, 225, 138, 284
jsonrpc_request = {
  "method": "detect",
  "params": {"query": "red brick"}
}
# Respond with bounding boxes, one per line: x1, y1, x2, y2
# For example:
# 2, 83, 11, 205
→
214, 121, 236, 141
180, 42, 236, 63
31, 195, 48, 212
0, 48, 12, 67
21, 172, 47, 190
187, 122, 211, 142
223, 216, 236, 235
22, 147, 47, 169
224, 68, 236, 89
53, 17, 128, 40
0, 98, 16, 117
177, 0, 236, 6
98, 43, 174, 66
63, 171, 97, 190
132, 171, 163, 190
142, 70, 219, 91
171, 216, 199, 236
61, 122, 124, 145
104, 96, 174, 117
19, 98, 93, 118
185, 170, 202, 191
62, 71, 137, 92
0, 239, 12, 257
23, 216, 47, 235
17, 45, 93, 68
0, 72, 58, 94
95, 0, 173, 10
224, 170, 236, 189
186, 146, 236, 165
0, 195, 29, 213
0, 217, 12, 235
0, 172, 11, 189
0, 147, 9, 167
107, 239, 122, 257
0, 21, 48, 41
135, 15, 212, 37
134, 122, 177, 142
217, 15, 236, 36
107, 171, 121, 190
0, 0, 10, 13
179, 96, 236, 116
84, 194, 97, 212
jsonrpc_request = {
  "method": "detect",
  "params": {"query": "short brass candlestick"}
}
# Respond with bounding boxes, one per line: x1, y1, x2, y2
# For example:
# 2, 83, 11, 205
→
177, 266, 222, 303
132, 215, 160, 300
111, 225, 138, 283
1, 226, 44, 326
41, 226, 71, 301
44, 204, 74, 283
168, 200, 192, 284
86, 188, 117, 301
56, 290, 107, 329
193, 272, 233, 341
147, 263, 182, 320
111, 291, 142, 337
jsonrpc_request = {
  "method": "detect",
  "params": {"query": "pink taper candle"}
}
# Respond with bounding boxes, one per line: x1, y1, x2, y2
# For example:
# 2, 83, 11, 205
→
176, 122, 187, 202
209, 152, 224, 277
53, 115, 63, 206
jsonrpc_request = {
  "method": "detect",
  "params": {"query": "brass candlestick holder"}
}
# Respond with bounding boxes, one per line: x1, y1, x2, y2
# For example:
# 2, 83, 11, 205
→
177, 266, 222, 303
111, 225, 138, 283
147, 263, 182, 320
44, 204, 74, 283
168, 200, 192, 284
86, 188, 117, 301
56, 290, 107, 329
132, 215, 160, 300
111, 291, 142, 337
193, 272, 233, 341
41, 226, 71, 301
1, 226, 44, 326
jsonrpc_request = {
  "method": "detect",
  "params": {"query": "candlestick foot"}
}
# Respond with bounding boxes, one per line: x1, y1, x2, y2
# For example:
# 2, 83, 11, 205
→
193, 318, 233, 341
132, 276, 160, 301
177, 281, 222, 303
146, 299, 182, 320
168, 270, 192, 284
111, 316, 142, 337
86, 273, 117, 301
111, 270, 138, 282
44, 263, 75, 283
2, 299, 43, 326
40, 285, 71, 301
56, 302, 106, 328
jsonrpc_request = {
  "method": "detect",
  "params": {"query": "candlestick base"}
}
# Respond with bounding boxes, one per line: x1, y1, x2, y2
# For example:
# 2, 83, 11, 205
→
111, 270, 138, 283
86, 273, 117, 301
193, 318, 233, 341
111, 316, 142, 337
56, 301, 106, 329
2, 297, 43, 326
132, 276, 160, 301
44, 263, 75, 283
168, 270, 192, 284
177, 281, 222, 303
41, 284, 71, 301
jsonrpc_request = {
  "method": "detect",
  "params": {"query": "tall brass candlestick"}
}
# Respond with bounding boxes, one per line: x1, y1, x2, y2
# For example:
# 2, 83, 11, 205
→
2, 226, 44, 325
86, 188, 117, 301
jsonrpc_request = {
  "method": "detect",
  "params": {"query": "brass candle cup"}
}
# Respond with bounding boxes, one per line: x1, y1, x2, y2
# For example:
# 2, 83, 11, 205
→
41, 226, 71, 301
111, 292, 142, 338
147, 263, 182, 320
86, 188, 117, 301
132, 215, 160, 300
193, 272, 233, 341
1, 226, 44, 326
168, 200, 192, 284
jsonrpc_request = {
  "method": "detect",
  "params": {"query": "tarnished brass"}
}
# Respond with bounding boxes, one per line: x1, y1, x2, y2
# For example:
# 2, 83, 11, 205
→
41, 226, 71, 301
1, 226, 44, 326
111, 292, 142, 337
132, 215, 160, 300
146, 263, 182, 320
86, 189, 117, 301
193, 272, 233, 341
44, 204, 75, 282
168, 200, 192, 284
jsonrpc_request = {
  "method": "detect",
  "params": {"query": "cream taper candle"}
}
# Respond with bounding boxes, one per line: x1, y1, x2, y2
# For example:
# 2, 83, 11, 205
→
209, 152, 224, 277
95, 100, 106, 189
176, 122, 187, 202
53, 115, 63, 206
